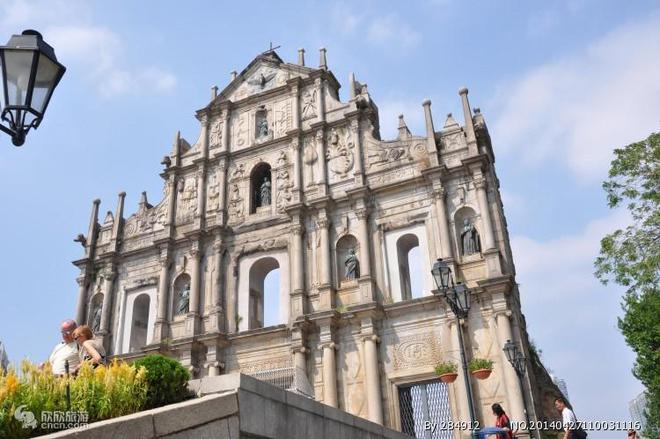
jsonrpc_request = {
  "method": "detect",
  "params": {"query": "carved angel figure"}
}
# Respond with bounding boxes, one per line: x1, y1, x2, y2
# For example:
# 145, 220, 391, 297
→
248, 72, 276, 90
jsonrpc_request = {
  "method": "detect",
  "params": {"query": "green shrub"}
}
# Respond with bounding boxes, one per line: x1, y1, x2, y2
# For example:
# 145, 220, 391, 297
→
468, 358, 494, 372
434, 362, 458, 375
132, 355, 191, 409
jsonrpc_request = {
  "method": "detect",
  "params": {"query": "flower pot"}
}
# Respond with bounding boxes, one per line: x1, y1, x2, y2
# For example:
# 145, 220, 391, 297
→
439, 372, 458, 383
471, 368, 492, 380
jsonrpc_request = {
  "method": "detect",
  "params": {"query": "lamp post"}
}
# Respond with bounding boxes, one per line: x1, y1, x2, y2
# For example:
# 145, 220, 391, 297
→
431, 258, 479, 439
0, 30, 66, 146
503, 339, 533, 438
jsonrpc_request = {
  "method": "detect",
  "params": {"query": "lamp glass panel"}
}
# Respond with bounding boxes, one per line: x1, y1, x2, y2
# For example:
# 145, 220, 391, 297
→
3, 49, 36, 107
32, 54, 60, 113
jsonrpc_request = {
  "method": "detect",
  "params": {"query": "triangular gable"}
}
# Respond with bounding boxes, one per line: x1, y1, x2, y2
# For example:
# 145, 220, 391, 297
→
215, 51, 316, 103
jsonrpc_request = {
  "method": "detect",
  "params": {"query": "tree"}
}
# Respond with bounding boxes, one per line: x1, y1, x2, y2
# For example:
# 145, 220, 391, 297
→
595, 131, 659, 439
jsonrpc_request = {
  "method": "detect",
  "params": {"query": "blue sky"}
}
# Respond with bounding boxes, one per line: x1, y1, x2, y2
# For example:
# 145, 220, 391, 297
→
1, 0, 659, 435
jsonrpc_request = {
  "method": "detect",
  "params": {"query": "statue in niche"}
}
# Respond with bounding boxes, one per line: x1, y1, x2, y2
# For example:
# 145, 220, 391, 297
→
256, 109, 269, 138
90, 304, 102, 333
260, 177, 272, 206
344, 248, 360, 280
460, 218, 481, 255
176, 284, 190, 315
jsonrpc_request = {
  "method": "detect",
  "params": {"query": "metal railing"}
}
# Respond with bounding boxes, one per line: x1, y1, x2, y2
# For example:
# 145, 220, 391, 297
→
247, 366, 315, 399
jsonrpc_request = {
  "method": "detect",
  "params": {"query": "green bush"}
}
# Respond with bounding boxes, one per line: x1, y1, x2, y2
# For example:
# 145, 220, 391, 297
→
132, 355, 191, 409
468, 358, 494, 372
434, 362, 458, 375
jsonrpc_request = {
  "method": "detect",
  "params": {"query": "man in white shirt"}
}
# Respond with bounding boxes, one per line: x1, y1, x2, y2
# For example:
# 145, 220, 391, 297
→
48, 319, 80, 375
555, 396, 582, 439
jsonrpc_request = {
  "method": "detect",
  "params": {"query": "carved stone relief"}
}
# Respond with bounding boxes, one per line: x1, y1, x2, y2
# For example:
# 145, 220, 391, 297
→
206, 171, 220, 213
209, 119, 222, 148
301, 88, 317, 120
326, 127, 355, 181
228, 183, 244, 223
392, 333, 440, 370
177, 176, 198, 222
272, 99, 292, 138
275, 151, 293, 213
232, 111, 249, 149
303, 135, 318, 187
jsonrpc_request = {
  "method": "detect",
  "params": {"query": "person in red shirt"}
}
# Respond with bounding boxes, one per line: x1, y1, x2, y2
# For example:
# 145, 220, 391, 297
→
492, 403, 515, 439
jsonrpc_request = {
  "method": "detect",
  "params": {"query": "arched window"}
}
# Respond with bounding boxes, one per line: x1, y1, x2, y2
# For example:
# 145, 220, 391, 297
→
88, 293, 104, 333
396, 234, 423, 300
454, 207, 481, 257
248, 257, 280, 329
336, 234, 360, 286
173, 274, 191, 317
129, 294, 150, 352
250, 163, 272, 213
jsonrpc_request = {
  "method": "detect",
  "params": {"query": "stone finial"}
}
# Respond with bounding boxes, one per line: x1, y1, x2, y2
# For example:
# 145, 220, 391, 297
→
211, 85, 218, 100
172, 130, 181, 157
349, 72, 357, 98
397, 114, 411, 139
443, 113, 459, 129
422, 98, 432, 107
458, 87, 468, 96
230, 71, 238, 81
103, 211, 114, 224
298, 48, 305, 66
319, 47, 327, 70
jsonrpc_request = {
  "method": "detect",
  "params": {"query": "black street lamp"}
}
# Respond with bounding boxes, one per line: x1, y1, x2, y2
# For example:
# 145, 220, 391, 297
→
431, 258, 479, 439
503, 339, 533, 438
0, 30, 66, 146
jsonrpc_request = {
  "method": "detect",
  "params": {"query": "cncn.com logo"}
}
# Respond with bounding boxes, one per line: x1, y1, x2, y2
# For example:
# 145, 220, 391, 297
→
14, 405, 38, 429
13, 405, 89, 430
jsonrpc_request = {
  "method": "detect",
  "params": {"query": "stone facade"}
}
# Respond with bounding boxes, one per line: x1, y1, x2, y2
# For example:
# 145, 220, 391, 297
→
72, 49, 560, 437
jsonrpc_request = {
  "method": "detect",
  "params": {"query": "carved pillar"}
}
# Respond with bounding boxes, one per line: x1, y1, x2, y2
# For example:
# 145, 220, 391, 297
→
217, 160, 227, 222
433, 185, 454, 259
208, 237, 224, 332
459, 88, 478, 156
291, 84, 300, 131
317, 216, 331, 286
75, 275, 88, 326
199, 115, 209, 159
204, 342, 223, 377
290, 222, 305, 318
496, 311, 526, 426
110, 192, 125, 252
221, 109, 230, 152
321, 342, 338, 407
350, 118, 364, 185
474, 176, 495, 250
189, 245, 201, 316
154, 251, 170, 341
98, 269, 116, 337
363, 334, 383, 424
85, 199, 101, 258
355, 208, 372, 277
489, 314, 514, 417
291, 137, 302, 199
315, 77, 325, 123
166, 175, 177, 227
316, 129, 327, 189
197, 168, 207, 220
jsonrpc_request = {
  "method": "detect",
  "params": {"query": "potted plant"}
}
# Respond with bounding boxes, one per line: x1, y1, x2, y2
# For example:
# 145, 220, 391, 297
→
435, 361, 459, 383
469, 358, 494, 380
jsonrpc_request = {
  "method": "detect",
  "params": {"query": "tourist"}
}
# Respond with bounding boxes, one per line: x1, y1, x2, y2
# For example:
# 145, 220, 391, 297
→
555, 396, 587, 439
492, 403, 515, 439
627, 430, 639, 439
71, 325, 106, 372
47, 319, 80, 376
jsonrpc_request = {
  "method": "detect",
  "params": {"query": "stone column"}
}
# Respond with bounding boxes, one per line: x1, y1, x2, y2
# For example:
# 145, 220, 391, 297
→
85, 199, 101, 258
322, 342, 338, 407
208, 237, 224, 332
196, 167, 207, 224
221, 109, 230, 152
489, 315, 514, 415
363, 334, 383, 424
350, 118, 364, 185
317, 216, 331, 286
316, 129, 327, 188
110, 192, 125, 252
75, 275, 88, 326
166, 175, 177, 227
355, 208, 372, 277
459, 88, 478, 156
189, 245, 201, 316
433, 185, 454, 259
217, 160, 227, 223
290, 222, 305, 318
294, 347, 307, 372
204, 343, 223, 377
475, 176, 495, 250
291, 137, 302, 199
496, 312, 526, 425
154, 251, 170, 341
98, 269, 116, 336
291, 84, 301, 131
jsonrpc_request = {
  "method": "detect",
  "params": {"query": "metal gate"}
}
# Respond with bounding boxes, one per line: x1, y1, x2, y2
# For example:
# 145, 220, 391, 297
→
399, 380, 453, 439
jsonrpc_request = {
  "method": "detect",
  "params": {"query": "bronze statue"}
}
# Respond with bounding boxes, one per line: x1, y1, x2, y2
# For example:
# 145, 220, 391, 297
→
260, 177, 271, 206
91, 305, 102, 333
345, 248, 360, 280
176, 285, 190, 315
460, 218, 481, 255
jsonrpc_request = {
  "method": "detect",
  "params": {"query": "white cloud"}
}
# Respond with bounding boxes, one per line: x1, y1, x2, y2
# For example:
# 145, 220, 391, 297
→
0, 1, 177, 97
366, 14, 421, 49
492, 12, 660, 182
330, 5, 421, 50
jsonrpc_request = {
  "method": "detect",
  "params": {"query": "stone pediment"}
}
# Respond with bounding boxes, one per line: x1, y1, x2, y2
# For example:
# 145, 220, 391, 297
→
218, 51, 314, 103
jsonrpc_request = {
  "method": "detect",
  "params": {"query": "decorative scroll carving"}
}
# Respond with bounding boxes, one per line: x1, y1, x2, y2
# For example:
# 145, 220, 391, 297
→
273, 99, 292, 137
239, 356, 291, 374
233, 111, 249, 148
301, 88, 317, 120
207, 171, 220, 213
276, 153, 293, 213
177, 176, 198, 222
392, 333, 440, 370
326, 127, 354, 179
209, 119, 222, 148
367, 142, 408, 168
